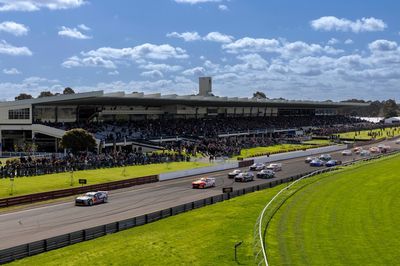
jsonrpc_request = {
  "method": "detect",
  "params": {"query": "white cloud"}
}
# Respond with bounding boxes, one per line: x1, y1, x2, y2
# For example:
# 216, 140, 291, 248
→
0, 0, 87, 12
368, 39, 398, 52
310, 16, 387, 33
0, 40, 32, 56
174, 0, 221, 4
344, 39, 354, 45
166, 31, 201, 42
0, 21, 29, 36
62, 55, 117, 69
3, 67, 21, 75
108, 70, 119, 76
139, 62, 182, 72
327, 38, 339, 45
182, 66, 205, 76
203, 31, 233, 43
77, 24, 90, 31
58, 26, 91, 39
223, 37, 280, 53
236, 54, 268, 70
140, 70, 164, 79
218, 4, 228, 11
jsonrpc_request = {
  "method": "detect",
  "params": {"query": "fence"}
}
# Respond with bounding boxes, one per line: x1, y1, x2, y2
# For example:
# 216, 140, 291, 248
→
253, 150, 400, 266
0, 175, 158, 208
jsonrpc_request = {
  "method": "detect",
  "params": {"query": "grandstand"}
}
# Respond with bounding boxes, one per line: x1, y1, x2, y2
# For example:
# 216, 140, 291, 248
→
0, 78, 368, 154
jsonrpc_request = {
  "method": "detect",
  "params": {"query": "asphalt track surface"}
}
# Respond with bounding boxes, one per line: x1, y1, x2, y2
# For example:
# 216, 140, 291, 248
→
0, 139, 399, 250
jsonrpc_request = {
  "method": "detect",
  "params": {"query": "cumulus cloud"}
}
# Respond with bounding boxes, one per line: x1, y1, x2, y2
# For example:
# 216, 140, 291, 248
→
108, 70, 119, 76
218, 4, 228, 11
368, 39, 398, 52
62, 55, 117, 69
3, 67, 21, 75
140, 70, 164, 79
344, 39, 354, 45
310, 16, 387, 33
77, 24, 90, 31
223, 37, 280, 53
0, 0, 87, 12
327, 38, 339, 45
203, 32, 233, 43
174, 0, 221, 4
0, 40, 32, 56
139, 62, 182, 72
58, 26, 91, 39
182, 66, 205, 76
0, 21, 29, 36
166, 31, 201, 42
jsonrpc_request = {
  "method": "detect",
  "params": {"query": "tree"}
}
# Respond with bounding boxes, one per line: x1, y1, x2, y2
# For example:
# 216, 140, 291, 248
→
38, 91, 54, 98
63, 87, 75, 94
383, 99, 398, 118
15, 93, 33, 100
252, 91, 267, 99
60, 128, 97, 152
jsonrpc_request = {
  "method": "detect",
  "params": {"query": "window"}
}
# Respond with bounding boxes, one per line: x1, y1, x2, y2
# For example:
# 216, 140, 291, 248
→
8, 108, 30, 120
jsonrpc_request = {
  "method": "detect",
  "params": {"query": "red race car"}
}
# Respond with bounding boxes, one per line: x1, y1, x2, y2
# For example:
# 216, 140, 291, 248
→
192, 177, 216, 189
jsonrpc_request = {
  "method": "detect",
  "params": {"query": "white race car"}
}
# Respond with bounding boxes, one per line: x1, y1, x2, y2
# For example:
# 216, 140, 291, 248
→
228, 169, 242, 178
249, 163, 265, 171
396, 139, 400, 144
341, 150, 352, 156
192, 177, 216, 189
266, 163, 282, 171
75, 191, 108, 206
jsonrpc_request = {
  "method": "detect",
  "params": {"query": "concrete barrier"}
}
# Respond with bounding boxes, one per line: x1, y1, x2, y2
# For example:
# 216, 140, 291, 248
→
159, 162, 238, 181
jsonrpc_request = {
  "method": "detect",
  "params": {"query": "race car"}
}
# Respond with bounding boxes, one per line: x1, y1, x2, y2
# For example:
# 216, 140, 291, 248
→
75, 191, 108, 206
341, 150, 352, 156
369, 146, 380, 153
319, 154, 332, 161
305, 157, 317, 163
249, 163, 265, 171
353, 147, 363, 154
378, 144, 391, 152
325, 160, 342, 167
192, 177, 216, 189
228, 169, 242, 178
310, 159, 325, 167
234, 172, 254, 182
396, 139, 400, 144
360, 150, 371, 157
266, 163, 282, 171
256, 169, 275, 179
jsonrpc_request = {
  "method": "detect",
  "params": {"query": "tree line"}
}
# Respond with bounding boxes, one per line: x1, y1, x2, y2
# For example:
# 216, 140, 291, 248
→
14, 87, 75, 100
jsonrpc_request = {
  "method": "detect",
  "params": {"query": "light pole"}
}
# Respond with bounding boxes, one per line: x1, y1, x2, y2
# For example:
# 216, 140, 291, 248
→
9, 177, 15, 196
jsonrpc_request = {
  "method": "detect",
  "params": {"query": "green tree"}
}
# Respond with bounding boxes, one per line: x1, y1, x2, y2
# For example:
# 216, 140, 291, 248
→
60, 128, 97, 152
252, 91, 267, 99
15, 93, 33, 100
63, 87, 75, 94
383, 99, 398, 118
38, 91, 54, 98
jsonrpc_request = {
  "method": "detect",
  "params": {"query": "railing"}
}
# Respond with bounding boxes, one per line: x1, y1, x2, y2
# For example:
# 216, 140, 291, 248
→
253, 150, 400, 266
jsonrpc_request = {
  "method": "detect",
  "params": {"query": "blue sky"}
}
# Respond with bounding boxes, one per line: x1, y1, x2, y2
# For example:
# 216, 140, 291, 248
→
0, 0, 399, 101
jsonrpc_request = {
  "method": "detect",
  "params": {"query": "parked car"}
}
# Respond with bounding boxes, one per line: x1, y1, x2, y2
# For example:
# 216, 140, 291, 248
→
341, 150, 352, 156
325, 160, 342, 167
234, 172, 254, 182
310, 159, 325, 167
266, 163, 282, 171
192, 177, 216, 189
228, 169, 242, 178
256, 169, 275, 179
249, 163, 265, 171
305, 157, 317, 163
319, 154, 332, 161
75, 191, 108, 206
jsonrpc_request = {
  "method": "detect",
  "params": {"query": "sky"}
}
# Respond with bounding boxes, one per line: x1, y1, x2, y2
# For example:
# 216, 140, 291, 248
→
0, 0, 399, 101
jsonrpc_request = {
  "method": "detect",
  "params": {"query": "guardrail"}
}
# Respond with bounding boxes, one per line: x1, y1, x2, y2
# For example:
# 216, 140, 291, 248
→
0, 175, 158, 208
253, 150, 400, 266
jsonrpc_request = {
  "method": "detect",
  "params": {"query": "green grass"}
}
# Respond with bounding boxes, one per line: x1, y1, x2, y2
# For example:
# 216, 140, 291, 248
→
0, 161, 210, 199
7, 155, 400, 266
301, 139, 332, 145
266, 154, 400, 265
234, 144, 319, 159
337, 126, 400, 140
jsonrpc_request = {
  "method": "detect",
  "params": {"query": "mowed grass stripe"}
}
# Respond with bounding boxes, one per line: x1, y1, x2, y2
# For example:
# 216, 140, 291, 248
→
266, 154, 400, 266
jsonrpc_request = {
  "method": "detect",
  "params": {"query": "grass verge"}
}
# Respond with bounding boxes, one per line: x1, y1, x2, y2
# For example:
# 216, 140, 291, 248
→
0, 161, 210, 199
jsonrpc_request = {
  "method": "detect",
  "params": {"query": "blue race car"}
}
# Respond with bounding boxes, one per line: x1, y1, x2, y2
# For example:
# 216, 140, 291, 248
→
325, 160, 342, 167
310, 159, 324, 167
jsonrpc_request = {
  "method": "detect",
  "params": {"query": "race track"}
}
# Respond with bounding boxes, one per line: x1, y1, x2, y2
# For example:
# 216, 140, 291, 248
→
0, 139, 398, 250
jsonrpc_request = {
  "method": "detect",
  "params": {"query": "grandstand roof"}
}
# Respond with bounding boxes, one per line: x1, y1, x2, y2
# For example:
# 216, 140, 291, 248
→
1, 90, 369, 108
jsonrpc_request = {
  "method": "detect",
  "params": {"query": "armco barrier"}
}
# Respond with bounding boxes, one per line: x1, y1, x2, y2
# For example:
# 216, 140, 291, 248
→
0, 175, 158, 208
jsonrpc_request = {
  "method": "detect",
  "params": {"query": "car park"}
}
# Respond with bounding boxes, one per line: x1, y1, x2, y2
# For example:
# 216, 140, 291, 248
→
256, 169, 275, 179
325, 160, 342, 167
228, 169, 242, 178
234, 172, 254, 182
249, 163, 265, 171
319, 154, 332, 161
341, 150, 352, 156
266, 163, 282, 171
305, 157, 317, 163
310, 159, 325, 167
75, 191, 108, 206
192, 177, 216, 189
